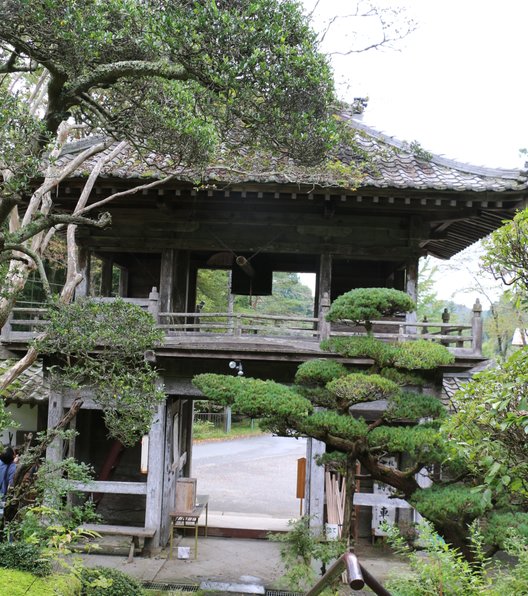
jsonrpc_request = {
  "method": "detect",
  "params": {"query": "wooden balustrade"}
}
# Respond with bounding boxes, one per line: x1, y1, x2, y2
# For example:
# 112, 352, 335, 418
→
0, 290, 484, 356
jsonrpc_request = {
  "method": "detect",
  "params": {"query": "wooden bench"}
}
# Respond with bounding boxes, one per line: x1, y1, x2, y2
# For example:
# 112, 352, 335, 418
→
80, 524, 156, 562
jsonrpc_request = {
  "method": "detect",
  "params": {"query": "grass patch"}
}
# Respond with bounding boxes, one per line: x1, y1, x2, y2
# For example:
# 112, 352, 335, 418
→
193, 418, 264, 441
0, 568, 79, 596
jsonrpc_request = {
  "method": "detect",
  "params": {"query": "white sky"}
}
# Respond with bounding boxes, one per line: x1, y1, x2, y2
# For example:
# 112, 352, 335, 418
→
304, 0, 528, 169
299, 0, 523, 306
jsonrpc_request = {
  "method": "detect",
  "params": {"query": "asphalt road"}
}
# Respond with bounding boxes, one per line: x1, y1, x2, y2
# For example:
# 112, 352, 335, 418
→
191, 435, 307, 517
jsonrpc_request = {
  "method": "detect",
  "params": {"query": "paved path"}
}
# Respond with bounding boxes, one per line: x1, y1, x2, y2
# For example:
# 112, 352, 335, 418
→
192, 435, 307, 518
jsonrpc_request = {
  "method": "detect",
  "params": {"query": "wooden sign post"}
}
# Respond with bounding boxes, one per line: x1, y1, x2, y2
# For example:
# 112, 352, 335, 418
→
297, 457, 306, 515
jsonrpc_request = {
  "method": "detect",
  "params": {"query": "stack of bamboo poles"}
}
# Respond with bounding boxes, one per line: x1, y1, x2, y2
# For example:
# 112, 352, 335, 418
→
325, 471, 346, 535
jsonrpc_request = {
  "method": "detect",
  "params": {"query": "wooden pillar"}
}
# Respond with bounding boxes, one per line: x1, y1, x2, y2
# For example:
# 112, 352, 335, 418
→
46, 387, 64, 464
45, 386, 64, 509
472, 299, 483, 355
183, 399, 194, 478
118, 267, 129, 297
159, 250, 176, 313
318, 254, 332, 341
160, 398, 179, 546
160, 250, 190, 314
75, 247, 91, 298
174, 251, 190, 313
405, 257, 419, 332
100, 258, 113, 297
304, 437, 326, 533
144, 399, 167, 552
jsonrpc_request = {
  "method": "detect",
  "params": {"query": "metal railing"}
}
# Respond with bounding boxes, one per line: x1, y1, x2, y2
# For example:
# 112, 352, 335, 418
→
306, 550, 391, 596
0, 287, 483, 355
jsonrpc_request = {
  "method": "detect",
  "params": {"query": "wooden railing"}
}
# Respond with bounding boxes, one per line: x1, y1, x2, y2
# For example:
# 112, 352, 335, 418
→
158, 311, 319, 338
0, 304, 48, 341
1, 288, 483, 356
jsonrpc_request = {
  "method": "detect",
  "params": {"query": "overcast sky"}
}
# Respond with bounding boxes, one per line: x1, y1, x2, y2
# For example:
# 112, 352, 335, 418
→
300, 0, 522, 306
304, 0, 528, 169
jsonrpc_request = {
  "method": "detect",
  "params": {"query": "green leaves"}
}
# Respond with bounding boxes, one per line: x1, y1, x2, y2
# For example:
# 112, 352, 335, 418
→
294, 359, 347, 387
193, 373, 311, 420
482, 207, 528, 295
391, 339, 454, 369
1, 0, 341, 167
410, 485, 490, 525
34, 299, 164, 446
445, 346, 528, 503
327, 372, 399, 407
322, 335, 454, 370
326, 288, 415, 327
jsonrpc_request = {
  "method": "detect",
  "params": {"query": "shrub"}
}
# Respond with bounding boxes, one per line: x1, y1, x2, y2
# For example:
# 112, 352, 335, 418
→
327, 373, 399, 405
321, 336, 396, 365
380, 367, 426, 387
326, 288, 415, 327
482, 511, 528, 549
409, 485, 489, 526
0, 542, 51, 577
385, 520, 492, 595
268, 516, 347, 591
79, 566, 145, 595
386, 391, 446, 422
294, 359, 347, 387
193, 419, 216, 439
392, 340, 454, 370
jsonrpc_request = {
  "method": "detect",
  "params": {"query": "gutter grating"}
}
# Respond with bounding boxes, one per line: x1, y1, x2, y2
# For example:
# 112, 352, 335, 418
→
142, 581, 200, 591
265, 591, 304, 596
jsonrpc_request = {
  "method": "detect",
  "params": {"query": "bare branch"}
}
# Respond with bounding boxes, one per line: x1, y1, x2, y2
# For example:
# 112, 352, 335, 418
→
20, 139, 109, 227
3, 243, 51, 298
12, 212, 111, 246
75, 175, 176, 217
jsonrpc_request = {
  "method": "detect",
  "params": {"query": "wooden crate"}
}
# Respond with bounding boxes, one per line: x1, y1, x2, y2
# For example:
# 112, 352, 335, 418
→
175, 478, 197, 512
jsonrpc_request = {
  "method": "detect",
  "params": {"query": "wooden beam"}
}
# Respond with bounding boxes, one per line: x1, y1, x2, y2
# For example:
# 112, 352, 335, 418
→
160, 249, 176, 312
69, 480, 148, 495
317, 253, 332, 341
75, 247, 91, 298
100, 257, 113, 296
144, 401, 167, 551
405, 257, 419, 330
46, 389, 63, 464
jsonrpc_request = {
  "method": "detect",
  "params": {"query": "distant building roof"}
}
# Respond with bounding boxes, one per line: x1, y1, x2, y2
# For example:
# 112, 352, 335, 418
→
1, 363, 48, 405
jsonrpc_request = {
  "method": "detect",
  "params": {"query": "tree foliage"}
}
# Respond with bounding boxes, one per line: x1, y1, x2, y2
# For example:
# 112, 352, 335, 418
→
482, 208, 528, 296
34, 299, 164, 445
192, 285, 528, 560
445, 347, 528, 505
0, 0, 339, 165
0, 0, 347, 391
193, 288, 470, 550
326, 287, 415, 334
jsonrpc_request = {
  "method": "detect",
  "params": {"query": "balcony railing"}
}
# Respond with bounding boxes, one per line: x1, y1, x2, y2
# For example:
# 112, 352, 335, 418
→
1, 288, 483, 356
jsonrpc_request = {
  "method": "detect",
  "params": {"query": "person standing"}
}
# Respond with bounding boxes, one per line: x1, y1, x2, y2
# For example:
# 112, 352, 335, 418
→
0, 447, 16, 502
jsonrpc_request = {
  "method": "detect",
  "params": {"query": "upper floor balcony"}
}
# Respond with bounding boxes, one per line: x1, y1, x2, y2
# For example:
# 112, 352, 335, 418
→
1, 287, 484, 365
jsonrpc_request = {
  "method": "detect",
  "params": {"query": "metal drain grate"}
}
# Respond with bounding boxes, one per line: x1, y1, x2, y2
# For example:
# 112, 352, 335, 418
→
265, 591, 304, 596
142, 581, 200, 592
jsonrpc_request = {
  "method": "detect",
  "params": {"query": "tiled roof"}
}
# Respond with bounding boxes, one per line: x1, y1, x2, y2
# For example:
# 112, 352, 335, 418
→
351, 120, 526, 192
56, 117, 528, 194
442, 360, 493, 408
0, 362, 48, 405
